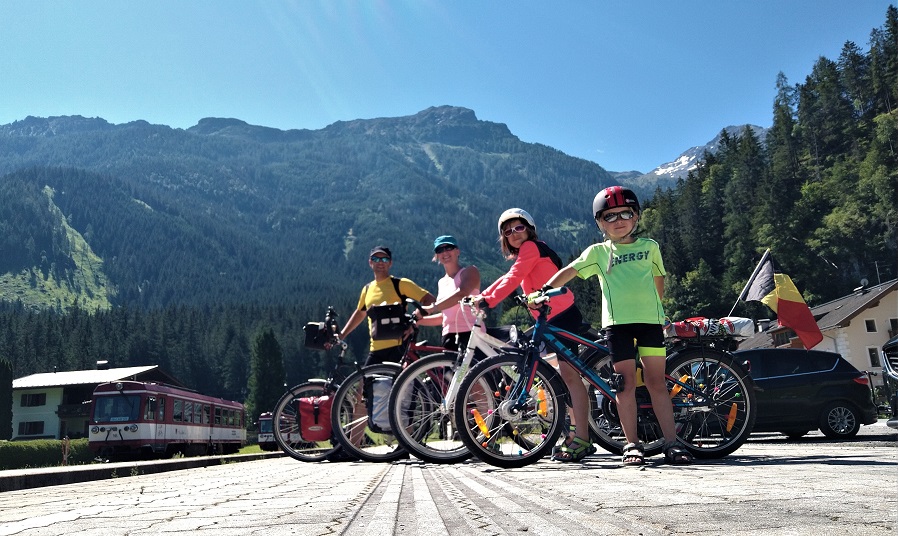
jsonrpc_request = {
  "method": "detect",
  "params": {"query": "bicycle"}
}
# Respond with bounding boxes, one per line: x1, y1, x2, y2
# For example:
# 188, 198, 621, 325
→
328, 298, 451, 463
387, 297, 520, 464
453, 288, 758, 468
272, 306, 353, 463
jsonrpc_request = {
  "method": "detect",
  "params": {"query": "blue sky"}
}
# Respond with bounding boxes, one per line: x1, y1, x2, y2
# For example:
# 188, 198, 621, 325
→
0, 1, 893, 173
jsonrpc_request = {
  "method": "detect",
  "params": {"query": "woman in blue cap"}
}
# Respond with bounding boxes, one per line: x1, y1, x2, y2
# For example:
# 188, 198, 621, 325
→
419, 235, 481, 351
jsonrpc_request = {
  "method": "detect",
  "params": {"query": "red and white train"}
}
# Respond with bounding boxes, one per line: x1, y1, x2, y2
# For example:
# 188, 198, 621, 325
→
89, 381, 246, 460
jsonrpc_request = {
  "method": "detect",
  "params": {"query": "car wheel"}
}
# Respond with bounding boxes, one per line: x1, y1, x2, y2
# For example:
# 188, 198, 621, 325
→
782, 430, 809, 440
818, 402, 861, 438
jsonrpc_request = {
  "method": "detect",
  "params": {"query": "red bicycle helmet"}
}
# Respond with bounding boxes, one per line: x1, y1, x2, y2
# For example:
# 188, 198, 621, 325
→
592, 186, 640, 219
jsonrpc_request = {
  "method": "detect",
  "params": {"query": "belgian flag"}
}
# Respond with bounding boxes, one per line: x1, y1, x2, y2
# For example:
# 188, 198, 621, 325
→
738, 249, 823, 349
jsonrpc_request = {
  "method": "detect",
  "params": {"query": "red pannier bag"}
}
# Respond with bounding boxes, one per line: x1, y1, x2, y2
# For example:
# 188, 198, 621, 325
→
297, 396, 332, 442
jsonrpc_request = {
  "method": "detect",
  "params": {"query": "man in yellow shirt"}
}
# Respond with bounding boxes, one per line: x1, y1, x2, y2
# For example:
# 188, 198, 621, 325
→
339, 246, 435, 365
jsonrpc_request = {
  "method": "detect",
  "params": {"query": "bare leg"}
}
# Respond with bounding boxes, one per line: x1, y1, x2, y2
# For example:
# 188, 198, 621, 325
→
558, 361, 590, 443
612, 359, 639, 446
640, 354, 678, 443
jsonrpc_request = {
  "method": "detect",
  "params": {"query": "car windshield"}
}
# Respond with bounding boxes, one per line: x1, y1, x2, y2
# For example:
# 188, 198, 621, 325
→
93, 395, 141, 423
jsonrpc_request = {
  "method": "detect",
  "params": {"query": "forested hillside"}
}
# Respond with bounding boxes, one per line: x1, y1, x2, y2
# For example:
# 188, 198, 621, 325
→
0, 7, 895, 405
645, 7, 898, 320
0, 107, 622, 310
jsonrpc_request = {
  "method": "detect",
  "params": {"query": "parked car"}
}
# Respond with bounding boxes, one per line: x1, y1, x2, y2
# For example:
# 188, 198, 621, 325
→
881, 335, 898, 429
733, 348, 878, 439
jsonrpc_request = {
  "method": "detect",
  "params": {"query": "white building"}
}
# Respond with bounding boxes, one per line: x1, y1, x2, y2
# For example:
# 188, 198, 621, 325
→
11, 365, 182, 440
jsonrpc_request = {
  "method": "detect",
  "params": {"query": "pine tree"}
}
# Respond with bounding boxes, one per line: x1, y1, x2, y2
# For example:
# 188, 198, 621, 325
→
246, 328, 286, 423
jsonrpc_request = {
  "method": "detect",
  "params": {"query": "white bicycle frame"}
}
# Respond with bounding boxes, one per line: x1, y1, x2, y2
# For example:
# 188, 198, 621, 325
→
440, 297, 517, 413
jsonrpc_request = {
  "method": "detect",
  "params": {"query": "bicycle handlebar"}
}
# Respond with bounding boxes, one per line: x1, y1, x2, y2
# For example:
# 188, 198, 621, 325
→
515, 286, 569, 307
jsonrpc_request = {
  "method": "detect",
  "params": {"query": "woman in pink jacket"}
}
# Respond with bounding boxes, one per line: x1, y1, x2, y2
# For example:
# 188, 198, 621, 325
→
475, 208, 595, 463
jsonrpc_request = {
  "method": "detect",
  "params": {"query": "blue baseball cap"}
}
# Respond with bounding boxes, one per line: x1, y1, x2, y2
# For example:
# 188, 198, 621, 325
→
433, 235, 458, 252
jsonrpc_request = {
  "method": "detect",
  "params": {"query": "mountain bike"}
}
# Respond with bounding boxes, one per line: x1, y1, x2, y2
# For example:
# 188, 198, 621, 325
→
453, 288, 758, 468
328, 299, 450, 463
387, 297, 520, 464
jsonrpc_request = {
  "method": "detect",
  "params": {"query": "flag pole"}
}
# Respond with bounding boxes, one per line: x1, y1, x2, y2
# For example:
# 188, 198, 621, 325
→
728, 248, 770, 316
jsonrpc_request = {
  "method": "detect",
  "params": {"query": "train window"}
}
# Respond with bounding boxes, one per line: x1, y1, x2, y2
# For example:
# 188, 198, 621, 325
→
194, 404, 203, 424
173, 399, 183, 422
184, 402, 193, 423
214, 407, 222, 425
203, 404, 211, 424
145, 397, 157, 420
158, 397, 165, 421
93, 395, 140, 422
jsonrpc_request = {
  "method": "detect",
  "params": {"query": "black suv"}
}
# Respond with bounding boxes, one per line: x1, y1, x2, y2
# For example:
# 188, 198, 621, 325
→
734, 348, 878, 439
881, 335, 898, 429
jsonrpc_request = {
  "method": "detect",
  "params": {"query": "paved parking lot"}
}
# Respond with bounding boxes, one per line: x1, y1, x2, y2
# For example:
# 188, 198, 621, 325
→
0, 423, 895, 535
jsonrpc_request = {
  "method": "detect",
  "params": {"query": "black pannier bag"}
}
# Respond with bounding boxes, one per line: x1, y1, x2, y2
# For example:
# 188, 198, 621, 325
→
367, 304, 410, 340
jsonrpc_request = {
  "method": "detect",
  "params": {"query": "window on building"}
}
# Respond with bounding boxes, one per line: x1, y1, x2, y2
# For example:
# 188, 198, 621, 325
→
18, 421, 44, 436
20, 393, 47, 407
890, 318, 898, 335
773, 330, 795, 347
868, 347, 882, 368
865, 319, 877, 332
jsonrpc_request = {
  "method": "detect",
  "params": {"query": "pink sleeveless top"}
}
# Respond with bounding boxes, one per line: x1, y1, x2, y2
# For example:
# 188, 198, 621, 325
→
438, 266, 479, 335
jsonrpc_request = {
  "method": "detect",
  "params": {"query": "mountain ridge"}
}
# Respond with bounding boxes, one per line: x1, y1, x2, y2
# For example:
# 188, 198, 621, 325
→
0, 107, 626, 310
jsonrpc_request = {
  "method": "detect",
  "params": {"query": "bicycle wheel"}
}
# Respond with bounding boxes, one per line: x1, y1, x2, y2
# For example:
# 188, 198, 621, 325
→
273, 380, 343, 462
453, 352, 567, 469
331, 362, 408, 463
666, 347, 757, 459
389, 352, 476, 464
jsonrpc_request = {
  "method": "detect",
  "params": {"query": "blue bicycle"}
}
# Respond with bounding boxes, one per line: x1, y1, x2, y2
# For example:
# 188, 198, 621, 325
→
453, 288, 758, 468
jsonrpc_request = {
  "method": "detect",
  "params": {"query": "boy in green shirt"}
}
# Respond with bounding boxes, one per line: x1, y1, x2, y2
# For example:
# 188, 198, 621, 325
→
543, 186, 692, 466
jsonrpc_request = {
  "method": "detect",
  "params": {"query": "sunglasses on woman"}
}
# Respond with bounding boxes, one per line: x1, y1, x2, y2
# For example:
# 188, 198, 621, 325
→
600, 210, 635, 223
434, 245, 457, 254
502, 224, 528, 237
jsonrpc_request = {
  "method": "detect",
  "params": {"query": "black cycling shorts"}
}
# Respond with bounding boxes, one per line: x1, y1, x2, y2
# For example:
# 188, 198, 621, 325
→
604, 323, 665, 363
365, 345, 404, 366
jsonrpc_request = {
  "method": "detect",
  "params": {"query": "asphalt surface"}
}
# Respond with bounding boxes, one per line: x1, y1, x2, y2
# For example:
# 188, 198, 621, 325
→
0, 423, 895, 535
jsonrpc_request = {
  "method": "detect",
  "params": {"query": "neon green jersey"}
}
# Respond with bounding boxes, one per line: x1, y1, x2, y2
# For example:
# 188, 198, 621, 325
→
571, 237, 666, 327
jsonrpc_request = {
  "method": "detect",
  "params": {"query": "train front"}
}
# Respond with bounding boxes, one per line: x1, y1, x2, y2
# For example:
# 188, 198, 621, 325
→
89, 382, 157, 459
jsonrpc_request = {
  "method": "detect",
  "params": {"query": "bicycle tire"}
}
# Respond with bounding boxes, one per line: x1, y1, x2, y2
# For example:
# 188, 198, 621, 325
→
588, 346, 757, 459
272, 380, 344, 463
453, 352, 567, 469
389, 352, 476, 464
666, 347, 757, 459
330, 362, 408, 463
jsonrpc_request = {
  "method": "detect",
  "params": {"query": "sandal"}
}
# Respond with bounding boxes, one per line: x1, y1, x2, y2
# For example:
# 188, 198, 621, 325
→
552, 425, 577, 455
622, 442, 645, 466
551, 437, 596, 462
663, 441, 694, 465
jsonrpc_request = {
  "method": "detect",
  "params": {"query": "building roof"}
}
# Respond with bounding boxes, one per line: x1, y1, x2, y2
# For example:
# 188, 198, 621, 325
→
13, 365, 183, 389
810, 279, 898, 330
